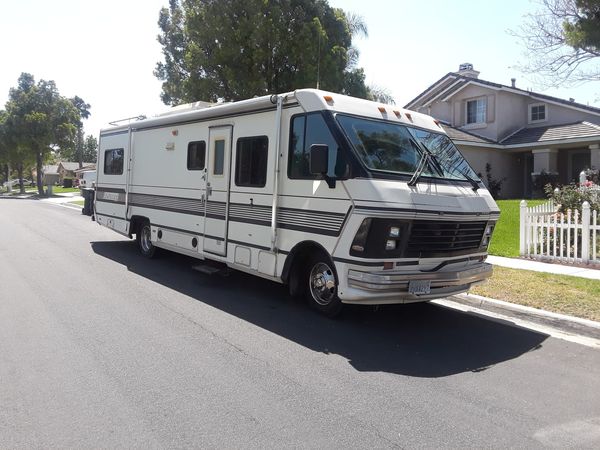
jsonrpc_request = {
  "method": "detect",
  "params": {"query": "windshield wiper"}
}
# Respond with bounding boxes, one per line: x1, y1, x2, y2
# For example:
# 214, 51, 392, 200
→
461, 171, 480, 191
407, 139, 443, 187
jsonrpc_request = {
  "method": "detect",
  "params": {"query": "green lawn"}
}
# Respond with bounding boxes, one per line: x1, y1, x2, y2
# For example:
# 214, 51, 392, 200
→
472, 266, 600, 321
488, 199, 546, 257
69, 200, 85, 206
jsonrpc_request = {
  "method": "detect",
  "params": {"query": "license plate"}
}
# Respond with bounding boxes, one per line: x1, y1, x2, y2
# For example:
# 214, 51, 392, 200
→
408, 280, 431, 295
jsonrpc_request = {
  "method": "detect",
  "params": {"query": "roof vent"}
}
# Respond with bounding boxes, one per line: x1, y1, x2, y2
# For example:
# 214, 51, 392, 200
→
511, 78, 516, 88
569, 97, 575, 102
457, 63, 480, 79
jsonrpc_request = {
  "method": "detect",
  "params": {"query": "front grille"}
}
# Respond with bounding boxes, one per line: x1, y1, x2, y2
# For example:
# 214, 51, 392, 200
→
406, 220, 487, 257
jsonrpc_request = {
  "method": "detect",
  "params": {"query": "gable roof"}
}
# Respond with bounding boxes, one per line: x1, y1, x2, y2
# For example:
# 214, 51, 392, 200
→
405, 72, 600, 116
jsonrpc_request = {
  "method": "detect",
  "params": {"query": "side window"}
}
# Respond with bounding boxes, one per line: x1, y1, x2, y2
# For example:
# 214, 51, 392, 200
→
187, 141, 206, 170
288, 113, 347, 179
235, 136, 268, 187
104, 148, 124, 175
213, 139, 225, 175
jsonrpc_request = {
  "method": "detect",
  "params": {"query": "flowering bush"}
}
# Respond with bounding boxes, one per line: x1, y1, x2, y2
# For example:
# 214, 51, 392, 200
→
544, 180, 600, 214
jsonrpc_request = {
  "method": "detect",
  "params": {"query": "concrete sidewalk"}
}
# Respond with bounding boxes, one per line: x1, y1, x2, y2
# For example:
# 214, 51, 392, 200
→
487, 255, 600, 280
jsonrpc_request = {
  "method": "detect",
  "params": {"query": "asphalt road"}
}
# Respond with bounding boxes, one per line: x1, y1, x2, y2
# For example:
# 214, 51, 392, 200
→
1, 198, 600, 449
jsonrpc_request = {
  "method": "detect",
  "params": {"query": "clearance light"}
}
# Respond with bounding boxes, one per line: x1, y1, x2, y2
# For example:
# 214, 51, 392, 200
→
378, 106, 386, 113
405, 113, 413, 121
323, 95, 334, 103
434, 120, 441, 128
393, 110, 401, 118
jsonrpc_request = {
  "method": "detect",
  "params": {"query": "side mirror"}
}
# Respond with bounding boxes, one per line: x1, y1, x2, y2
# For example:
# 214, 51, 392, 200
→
309, 144, 329, 175
309, 144, 336, 189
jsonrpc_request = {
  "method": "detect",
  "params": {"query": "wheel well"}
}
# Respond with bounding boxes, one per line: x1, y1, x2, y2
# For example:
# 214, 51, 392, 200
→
129, 215, 148, 238
281, 241, 332, 285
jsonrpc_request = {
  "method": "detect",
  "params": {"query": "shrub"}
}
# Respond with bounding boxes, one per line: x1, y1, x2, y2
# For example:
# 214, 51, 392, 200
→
545, 182, 600, 214
533, 170, 559, 198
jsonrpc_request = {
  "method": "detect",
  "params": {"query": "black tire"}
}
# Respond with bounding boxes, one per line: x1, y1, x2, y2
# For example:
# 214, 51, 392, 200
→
304, 251, 343, 317
136, 221, 157, 259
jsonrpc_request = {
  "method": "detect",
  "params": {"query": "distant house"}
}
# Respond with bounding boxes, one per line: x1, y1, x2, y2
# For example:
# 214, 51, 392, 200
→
41, 162, 95, 183
405, 63, 600, 198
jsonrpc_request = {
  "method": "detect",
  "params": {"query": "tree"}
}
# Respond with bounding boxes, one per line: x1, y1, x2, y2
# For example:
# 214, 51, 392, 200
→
155, 0, 372, 104
70, 95, 91, 169
513, 0, 600, 89
82, 134, 98, 163
4, 73, 79, 195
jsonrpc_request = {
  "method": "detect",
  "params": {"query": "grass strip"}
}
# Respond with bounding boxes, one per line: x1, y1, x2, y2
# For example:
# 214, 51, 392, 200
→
488, 199, 546, 257
471, 266, 600, 322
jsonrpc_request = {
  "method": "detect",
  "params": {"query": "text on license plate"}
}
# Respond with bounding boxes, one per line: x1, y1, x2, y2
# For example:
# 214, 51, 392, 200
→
408, 280, 431, 295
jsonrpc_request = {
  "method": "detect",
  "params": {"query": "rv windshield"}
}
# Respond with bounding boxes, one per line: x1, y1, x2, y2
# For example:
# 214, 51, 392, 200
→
336, 115, 479, 182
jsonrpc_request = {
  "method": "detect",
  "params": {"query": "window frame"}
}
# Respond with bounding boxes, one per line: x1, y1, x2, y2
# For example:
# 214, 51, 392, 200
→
465, 97, 487, 125
103, 148, 124, 175
212, 139, 225, 176
234, 135, 269, 188
186, 140, 206, 171
529, 103, 547, 123
287, 111, 348, 180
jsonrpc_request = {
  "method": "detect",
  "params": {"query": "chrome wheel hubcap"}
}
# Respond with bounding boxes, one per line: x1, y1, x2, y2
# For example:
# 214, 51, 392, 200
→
309, 262, 336, 306
141, 226, 153, 253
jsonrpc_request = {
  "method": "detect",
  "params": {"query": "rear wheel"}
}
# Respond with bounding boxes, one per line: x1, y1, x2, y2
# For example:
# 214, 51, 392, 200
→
305, 253, 343, 317
136, 221, 157, 258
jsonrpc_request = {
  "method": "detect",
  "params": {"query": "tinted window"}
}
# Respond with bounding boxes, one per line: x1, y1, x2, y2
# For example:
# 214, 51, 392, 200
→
213, 140, 225, 175
104, 148, 124, 175
187, 141, 206, 170
235, 136, 268, 187
288, 113, 348, 179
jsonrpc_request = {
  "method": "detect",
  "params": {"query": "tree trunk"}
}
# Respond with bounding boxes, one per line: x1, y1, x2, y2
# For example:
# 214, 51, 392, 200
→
17, 162, 25, 194
77, 127, 83, 169
36, 150, 44, 196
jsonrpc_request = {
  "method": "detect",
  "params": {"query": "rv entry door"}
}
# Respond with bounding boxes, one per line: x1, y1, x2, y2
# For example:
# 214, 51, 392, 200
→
203, 125, 233, 256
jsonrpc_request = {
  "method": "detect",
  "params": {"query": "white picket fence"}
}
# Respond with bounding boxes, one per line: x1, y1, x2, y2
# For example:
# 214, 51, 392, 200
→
519, 200, 599, 265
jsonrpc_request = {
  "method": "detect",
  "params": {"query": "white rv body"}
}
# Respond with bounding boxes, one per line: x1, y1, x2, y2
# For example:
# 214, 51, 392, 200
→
95, 89, 498, 308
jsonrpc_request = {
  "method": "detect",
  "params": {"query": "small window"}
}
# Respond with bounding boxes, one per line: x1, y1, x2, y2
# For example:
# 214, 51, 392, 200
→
213, 139, 225, 175
530, 104, 546, 122
235, 136, 269, 187
466, 98, 486, 124
104, 148, 124, 175
187, 141, 206, 170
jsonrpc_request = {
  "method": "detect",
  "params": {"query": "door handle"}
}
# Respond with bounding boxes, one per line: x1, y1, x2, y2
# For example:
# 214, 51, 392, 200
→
206, 182, 212, 196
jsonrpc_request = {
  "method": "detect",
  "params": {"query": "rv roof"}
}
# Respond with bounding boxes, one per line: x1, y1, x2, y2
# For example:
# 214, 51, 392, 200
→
100, 89, 442, 136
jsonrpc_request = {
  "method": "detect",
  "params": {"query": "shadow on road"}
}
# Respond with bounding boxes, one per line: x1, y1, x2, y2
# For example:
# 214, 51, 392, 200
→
92, 240, 548, 378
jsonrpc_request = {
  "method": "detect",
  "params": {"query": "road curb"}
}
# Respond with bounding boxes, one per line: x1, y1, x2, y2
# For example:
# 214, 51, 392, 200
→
446, 293, 600, 341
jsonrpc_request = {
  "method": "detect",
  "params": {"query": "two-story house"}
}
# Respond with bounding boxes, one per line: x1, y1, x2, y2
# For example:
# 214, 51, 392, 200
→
405, 64, 600, 198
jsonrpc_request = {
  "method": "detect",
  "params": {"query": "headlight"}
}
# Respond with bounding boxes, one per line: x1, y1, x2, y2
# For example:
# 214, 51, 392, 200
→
351, 218, 372, 252
389, 226, 400, 238
385, 239, 397, 250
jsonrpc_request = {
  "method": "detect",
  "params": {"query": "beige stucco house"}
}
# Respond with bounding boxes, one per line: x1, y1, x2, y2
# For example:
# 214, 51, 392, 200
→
405, 64, 600, 198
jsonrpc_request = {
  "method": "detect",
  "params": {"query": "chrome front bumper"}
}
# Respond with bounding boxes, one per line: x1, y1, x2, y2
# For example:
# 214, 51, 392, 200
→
341, 263, 493, 304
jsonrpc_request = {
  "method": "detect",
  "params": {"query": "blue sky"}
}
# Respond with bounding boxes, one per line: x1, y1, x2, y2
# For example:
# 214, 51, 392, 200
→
1, 0, 598, 137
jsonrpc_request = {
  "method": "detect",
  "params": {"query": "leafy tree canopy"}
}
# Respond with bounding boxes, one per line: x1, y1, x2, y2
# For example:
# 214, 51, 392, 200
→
4, 73, 80, 194
155, 0, 381, 104
513, 0, 600, 89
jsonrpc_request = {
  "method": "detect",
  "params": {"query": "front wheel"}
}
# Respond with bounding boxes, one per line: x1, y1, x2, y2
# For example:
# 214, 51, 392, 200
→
305, 253, 343, 317
136, 222, 157, 258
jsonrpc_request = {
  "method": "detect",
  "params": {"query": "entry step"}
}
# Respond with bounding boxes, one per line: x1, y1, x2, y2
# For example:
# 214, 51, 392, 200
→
192, 263, 228, 276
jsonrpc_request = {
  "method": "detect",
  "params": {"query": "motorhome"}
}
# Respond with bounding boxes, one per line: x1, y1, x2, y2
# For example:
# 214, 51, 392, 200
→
95, 89, 498, 316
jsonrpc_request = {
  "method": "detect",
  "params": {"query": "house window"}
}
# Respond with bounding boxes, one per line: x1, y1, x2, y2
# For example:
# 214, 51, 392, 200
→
235, 136, 268, 187
466, 98, 486, 124
103, 148, 124, 175
187, 141, 206, 170
530, 104, 546, 122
